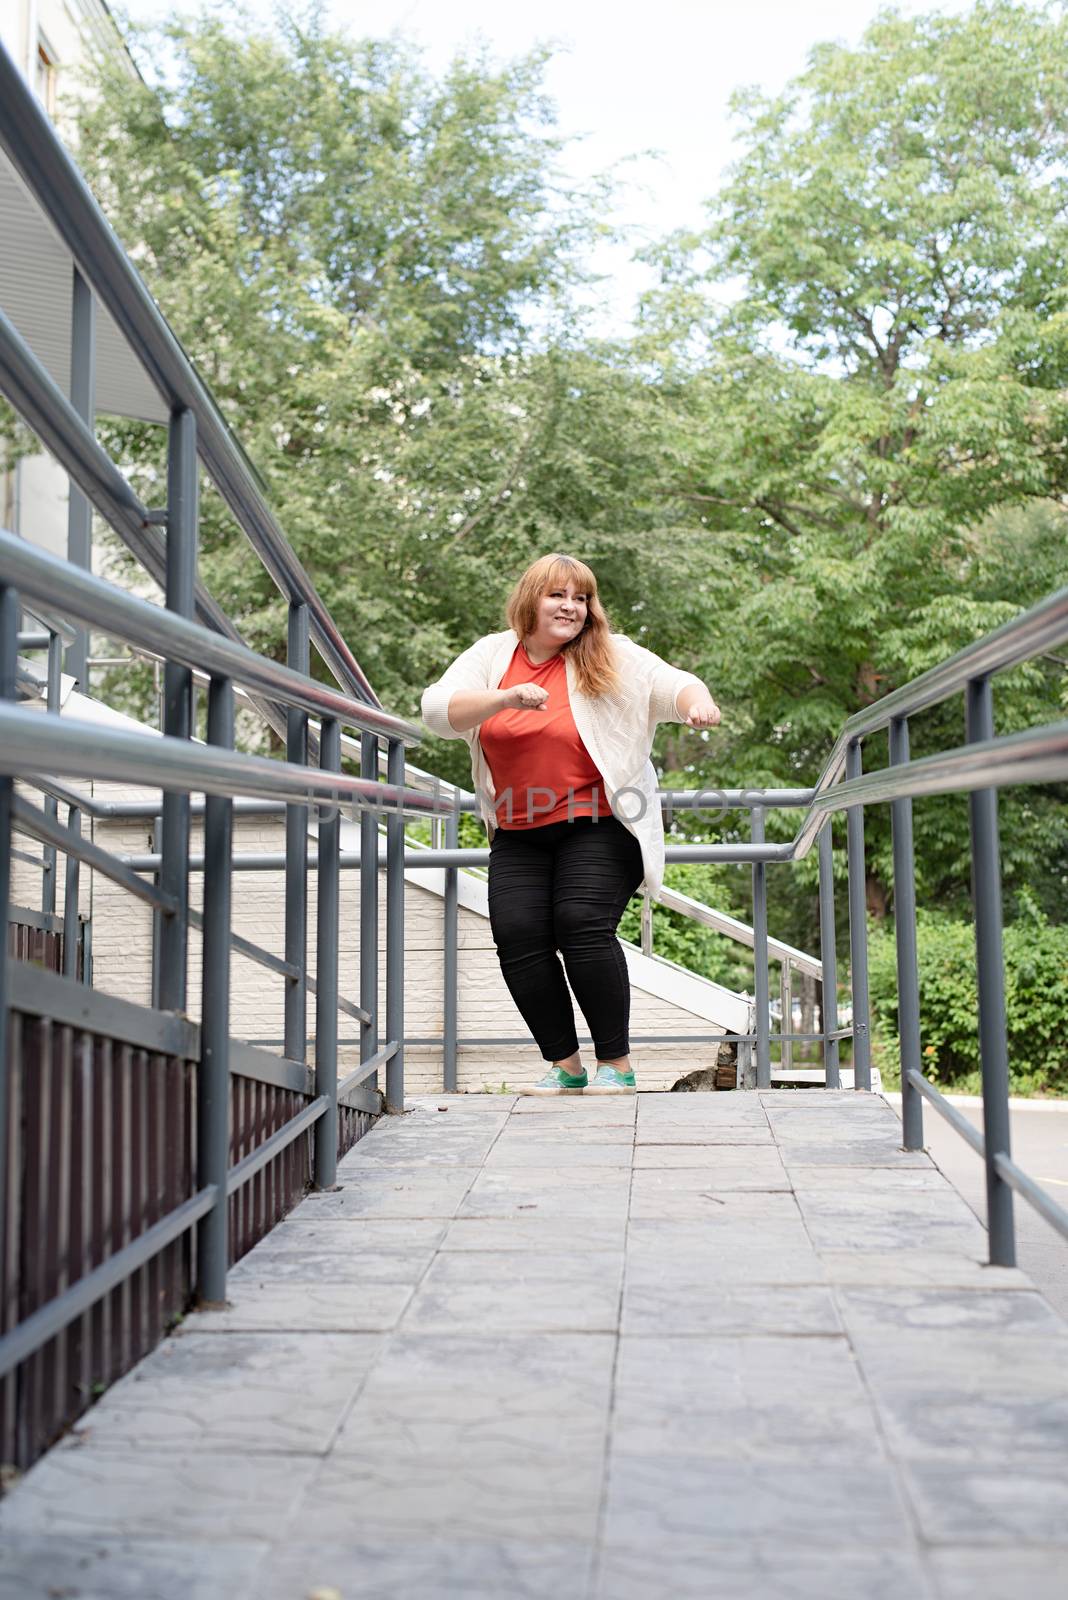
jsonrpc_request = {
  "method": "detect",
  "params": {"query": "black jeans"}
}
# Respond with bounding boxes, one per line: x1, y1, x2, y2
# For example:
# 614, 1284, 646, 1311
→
487, 814, 645, 1062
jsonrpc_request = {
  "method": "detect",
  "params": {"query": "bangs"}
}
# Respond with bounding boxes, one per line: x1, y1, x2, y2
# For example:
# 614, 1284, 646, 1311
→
543, 556, 596, 596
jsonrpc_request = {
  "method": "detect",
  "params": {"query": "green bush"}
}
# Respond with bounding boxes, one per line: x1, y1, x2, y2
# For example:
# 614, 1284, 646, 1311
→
868, 907, 1068, 1097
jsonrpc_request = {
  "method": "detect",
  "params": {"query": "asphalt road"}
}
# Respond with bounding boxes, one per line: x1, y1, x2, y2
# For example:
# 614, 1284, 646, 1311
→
884, 1092, 1068, 1319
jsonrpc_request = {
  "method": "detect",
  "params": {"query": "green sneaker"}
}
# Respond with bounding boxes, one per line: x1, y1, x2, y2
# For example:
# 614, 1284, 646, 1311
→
585, 1064, 636, 1095
521, 1064, 588, 1096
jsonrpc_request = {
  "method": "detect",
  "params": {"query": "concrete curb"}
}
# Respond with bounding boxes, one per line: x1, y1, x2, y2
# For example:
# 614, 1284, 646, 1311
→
883, 1090, 1068, 1114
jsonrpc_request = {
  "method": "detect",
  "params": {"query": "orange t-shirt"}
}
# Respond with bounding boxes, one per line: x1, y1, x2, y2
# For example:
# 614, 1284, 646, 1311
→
478, 642, 610, 828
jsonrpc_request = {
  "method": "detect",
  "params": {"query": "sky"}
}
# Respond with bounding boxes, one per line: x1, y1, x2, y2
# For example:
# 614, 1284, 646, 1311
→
120, 0, 976, 335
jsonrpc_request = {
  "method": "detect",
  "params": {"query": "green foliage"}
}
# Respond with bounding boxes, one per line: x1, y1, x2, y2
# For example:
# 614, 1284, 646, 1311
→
618, 862, 754, 992
635, 0, 1068, 926
76, 1, 1068, 977
868, 905, 1068, 1095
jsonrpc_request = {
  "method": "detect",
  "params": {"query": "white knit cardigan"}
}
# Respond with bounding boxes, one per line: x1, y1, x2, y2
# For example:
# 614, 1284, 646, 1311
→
420, 628, 702, 896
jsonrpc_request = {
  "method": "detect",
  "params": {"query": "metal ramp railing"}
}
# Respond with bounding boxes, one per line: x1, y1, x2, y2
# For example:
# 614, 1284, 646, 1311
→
3, 29, 1068, 1489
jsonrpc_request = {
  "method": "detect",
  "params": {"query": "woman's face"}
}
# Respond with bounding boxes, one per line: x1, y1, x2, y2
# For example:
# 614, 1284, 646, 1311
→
534, 579, 589, 646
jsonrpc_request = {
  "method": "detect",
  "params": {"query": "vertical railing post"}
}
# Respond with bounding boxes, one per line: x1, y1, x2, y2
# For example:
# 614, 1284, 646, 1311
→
359, 732, 379, 1088
158, 407, 197, 1013
314, 718, 341, 1187
65, 265, 94, 688
284, 601, 309, 1063
845, 738, 872, 1091
751, 806, 771, 1089
197, 675, 233, 1305
889, 716, 923, 1148
40, 630, 61, 917
965, 676, 1016, 1267
0, 585, 18, 1256
442, 804, 459, 1092
385, 736, 405, 1111
63, 805, 81, 980
817, 821, 840, 1089
779, 958, 793, 1074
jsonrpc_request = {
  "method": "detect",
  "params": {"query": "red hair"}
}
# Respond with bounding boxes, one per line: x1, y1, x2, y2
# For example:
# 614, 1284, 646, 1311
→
504, 553, 621, 697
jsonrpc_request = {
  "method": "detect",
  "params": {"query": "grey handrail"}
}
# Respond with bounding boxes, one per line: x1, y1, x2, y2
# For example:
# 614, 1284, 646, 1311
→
0, 528, 419, 744
794, 716, 1068, 858
653, 884, 823, 979
0, 305, 312, 750
800, 583, 1068, 824
0, 703, 448, 814
0, 41, 377, 709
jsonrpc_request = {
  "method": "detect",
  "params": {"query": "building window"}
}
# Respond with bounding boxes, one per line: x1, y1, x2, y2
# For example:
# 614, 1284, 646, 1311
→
36, 36, 58, 116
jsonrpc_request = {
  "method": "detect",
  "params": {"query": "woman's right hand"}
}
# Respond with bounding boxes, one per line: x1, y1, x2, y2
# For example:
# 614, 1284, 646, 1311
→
504, 681, 549, 711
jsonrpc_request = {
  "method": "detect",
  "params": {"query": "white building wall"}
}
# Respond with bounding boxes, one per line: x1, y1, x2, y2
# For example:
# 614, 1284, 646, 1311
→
12, 784, 737, 1095
1, 0, 136, 576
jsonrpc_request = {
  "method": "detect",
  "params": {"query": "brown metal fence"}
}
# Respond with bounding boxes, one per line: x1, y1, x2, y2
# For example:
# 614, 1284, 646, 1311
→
0, 968, 375, 1474
7, 907, 68, 978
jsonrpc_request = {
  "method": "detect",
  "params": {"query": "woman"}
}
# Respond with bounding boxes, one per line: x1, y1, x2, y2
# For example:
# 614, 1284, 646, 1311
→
420, 553, 721, 1095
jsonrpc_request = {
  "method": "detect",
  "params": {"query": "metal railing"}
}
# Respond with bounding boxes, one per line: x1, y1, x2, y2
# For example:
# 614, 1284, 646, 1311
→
0, 40, 456, 1468
2, 27, 1067, 1479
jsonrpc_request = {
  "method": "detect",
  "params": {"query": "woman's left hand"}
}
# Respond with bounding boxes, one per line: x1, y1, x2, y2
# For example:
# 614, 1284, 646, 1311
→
685, 694, 722, 729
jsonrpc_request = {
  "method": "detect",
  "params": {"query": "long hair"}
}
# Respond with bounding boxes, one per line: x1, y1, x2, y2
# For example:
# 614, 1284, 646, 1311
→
504, 553, 621, 697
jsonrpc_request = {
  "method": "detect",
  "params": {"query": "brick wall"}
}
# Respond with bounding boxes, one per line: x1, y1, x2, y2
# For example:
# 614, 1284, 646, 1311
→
13, 782, 730, 1093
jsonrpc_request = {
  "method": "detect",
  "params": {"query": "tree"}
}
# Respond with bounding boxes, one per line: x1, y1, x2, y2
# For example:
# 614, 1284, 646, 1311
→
76, 8, 613, 718
637, 0, 1068, 926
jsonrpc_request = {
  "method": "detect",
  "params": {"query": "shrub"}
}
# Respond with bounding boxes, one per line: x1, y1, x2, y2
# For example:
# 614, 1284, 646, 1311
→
867, 907, 1068, 1097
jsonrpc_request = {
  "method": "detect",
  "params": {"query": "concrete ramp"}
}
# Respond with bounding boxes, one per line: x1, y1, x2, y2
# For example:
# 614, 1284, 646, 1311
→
2, 1090, 1065, 1598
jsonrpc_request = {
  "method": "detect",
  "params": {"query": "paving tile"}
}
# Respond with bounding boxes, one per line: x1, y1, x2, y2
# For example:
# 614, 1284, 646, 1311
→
493, 1122, 634, 1143
290, 1168, 480, 1219
288, 1446, 604, 1543
229, 1243, 435, 1285
764, 1099, 900, 1119
637, 1104, 769, 1127
785, 1163, 946, 1191
627, 1195, 810, 1254
0, 1536, 266, 1600
441, 1215, 627, 1252
602, 1454, 914, 1547
482, 1139, 632, 1168
636, 1126, 774, 1149
613, 1334, 878, 1461
271, 1216, 447, 1249
633, 1139, 778, 1169
340, 1141, 499, 1168
903, 1459, 1068, 1543
333, 1331, 615, 1457
192, 1279, 414, 1332
250, 1538, 595, 1600
596, 1540, 935, 1600
795, 1191, 988, 1252
403, 1249, 624, 1333
817, 1249, 1030, 1289
930, 1547, 1068, 1599
624, 1239, 826, 1287
511, 1099, 635, 1122
0, 1447, 318, 1542
406, 1094, 517, 1112
837, 1286, 1068, 1345
59, 1331, 382, 1455
869, 1374, 1068, 1463
622, 1276, 841, 1336
630, 1152, 790, 1214
458, 1166, 630, 1219
774, 1138, 934, 1166
759, 1090, 875, 1105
